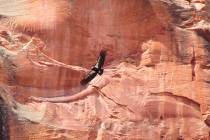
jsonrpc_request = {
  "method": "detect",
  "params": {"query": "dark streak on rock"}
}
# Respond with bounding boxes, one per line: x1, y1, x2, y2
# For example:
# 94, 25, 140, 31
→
196, 30, 210, 43
204, 115, 210, 126
191, 45, 196, 81
0, 98, 9, 140
200, 65, 210, 69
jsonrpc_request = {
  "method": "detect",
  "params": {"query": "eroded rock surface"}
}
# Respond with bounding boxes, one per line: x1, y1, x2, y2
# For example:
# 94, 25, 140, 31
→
0, 0, 209, 139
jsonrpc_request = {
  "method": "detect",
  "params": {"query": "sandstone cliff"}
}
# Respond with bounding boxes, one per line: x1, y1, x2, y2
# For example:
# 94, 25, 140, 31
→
0, 0, 209, 139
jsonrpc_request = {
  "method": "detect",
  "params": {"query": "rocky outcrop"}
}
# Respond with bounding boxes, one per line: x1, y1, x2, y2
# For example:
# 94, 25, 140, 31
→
0, 0, 209, 139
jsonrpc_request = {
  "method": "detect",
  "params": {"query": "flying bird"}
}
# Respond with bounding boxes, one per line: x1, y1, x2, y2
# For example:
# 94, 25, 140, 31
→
80, 50, 107, 85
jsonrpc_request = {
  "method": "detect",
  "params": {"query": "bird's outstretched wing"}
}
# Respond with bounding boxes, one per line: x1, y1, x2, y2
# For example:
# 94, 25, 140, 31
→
94, 50, 106, 69
80, 50, 107, 85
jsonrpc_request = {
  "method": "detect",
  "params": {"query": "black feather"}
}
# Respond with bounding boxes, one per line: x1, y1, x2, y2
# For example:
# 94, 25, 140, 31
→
80, 70, 98, 85
80, 50, 107, 85
95, 50, 106, 69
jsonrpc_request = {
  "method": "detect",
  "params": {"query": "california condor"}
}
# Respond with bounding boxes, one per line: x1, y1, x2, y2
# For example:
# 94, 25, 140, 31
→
80, 50, 107, 85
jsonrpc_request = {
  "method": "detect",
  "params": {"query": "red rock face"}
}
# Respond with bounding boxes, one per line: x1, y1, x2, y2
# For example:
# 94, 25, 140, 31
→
0, 0, 209, 139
